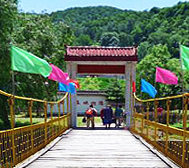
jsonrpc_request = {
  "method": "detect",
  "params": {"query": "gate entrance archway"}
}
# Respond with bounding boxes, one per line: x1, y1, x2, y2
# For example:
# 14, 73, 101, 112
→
65, 46, 138, 128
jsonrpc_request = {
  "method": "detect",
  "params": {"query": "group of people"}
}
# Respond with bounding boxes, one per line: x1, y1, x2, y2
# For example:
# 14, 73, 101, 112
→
84, 104, 123, 129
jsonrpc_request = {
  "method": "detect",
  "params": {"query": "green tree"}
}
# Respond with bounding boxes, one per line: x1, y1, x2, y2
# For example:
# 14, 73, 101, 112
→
131, 25, 143, 44
75, 34, 93, 46
136, 44, 173, 98
165, 58, 182, 95
105, 78, 125, 105
50, 2, 189, 56
147, 31, 169, 45
12, 14, 74, 102
78, 77, 102, 90
100, 32, 119, 46
0, 0, 17, 128
118, 33, 133, 47
138, 42, 150, 61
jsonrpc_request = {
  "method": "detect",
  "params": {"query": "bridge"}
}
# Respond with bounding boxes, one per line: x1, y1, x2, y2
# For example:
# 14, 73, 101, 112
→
15, 129, 176, 168
0, 46, 189, 168
1, 87, 189, 168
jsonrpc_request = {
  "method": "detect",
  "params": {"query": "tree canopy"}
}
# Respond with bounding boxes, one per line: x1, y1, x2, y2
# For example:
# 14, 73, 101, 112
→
1, 1, 189, 127
0, 0, 18, 128
51, 2, 189, 59
0, 2, 74, 127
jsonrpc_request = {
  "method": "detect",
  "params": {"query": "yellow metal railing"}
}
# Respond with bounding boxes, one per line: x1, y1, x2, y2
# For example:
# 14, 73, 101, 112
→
0, 90, 72, 168
131, 93, 189, 168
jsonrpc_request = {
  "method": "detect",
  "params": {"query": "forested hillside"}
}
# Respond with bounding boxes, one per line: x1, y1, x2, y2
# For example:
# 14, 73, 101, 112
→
50, 2, 189, 100
51, 2, 189, 60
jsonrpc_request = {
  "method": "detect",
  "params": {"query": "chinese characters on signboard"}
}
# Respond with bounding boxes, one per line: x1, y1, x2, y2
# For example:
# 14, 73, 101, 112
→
77, 100, 104, 106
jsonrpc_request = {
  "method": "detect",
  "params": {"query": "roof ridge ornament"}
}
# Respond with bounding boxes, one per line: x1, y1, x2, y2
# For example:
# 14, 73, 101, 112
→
65, 46, 138, 62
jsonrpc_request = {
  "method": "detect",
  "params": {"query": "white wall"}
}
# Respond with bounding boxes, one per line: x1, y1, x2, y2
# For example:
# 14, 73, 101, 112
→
77, 95, 106, 114
47, 94, 106, 115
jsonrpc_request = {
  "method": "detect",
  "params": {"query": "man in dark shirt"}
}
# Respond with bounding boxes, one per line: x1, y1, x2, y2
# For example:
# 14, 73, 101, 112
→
115, 105, 123, 128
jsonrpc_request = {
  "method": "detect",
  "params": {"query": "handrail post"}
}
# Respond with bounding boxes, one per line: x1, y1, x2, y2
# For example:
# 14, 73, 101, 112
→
58, 102, 61, 118
8, 97, 16, 166
50, 103, 53, 120
132, 93, 135, 127
58, 102, 61, 132
132, 99, 136, 132
67, 93, 69, 113
165, 99, 171, 154
146, 102, 150, 138
44, 101, 48, 145
62, 100, 65, 116
50, 103, 54, 138
181, 96, 187, 167
154, 100, 158, 141
9, 97, 15, 129
141, 104, 144, 136
69, 93, 72, 128
28, 100, 33, 125
28, 100, 34, 151
62, 100, 65, 129
67, 94, 69, 128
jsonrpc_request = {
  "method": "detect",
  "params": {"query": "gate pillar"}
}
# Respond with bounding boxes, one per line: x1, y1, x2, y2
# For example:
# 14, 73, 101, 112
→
67, 62, 77, 128
125, 62, 136, 128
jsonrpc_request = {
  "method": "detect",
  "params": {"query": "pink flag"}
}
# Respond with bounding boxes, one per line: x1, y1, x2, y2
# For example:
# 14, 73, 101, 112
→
48, 64, 69, 85
155, 67, 178, 85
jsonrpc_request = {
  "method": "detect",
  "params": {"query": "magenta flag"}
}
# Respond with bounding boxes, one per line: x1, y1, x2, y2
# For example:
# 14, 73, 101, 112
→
48, 64, 69, 85
155, 67, 178, 85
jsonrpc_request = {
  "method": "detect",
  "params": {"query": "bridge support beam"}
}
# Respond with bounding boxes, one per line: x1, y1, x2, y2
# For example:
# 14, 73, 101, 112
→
67, 62, 77, 128
125, 62, 136, 128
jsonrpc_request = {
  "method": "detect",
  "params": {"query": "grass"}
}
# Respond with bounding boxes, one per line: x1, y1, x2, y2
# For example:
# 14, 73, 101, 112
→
16, 117, 45, 123
15, 117, 45, 127
14, 116, 103, 128
77, 116, 103, 127
170, 122, 189, 128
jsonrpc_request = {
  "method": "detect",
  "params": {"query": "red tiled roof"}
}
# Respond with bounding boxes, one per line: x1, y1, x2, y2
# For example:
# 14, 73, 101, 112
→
65, 46, 138, 61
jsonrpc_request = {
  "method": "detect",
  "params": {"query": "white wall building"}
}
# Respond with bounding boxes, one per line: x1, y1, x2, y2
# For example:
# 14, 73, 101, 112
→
76, 90, 107, 115
47, 90, 107, 115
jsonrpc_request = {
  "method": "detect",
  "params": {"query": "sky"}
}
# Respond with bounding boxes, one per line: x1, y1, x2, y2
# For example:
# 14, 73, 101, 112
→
18, 0, 188, 14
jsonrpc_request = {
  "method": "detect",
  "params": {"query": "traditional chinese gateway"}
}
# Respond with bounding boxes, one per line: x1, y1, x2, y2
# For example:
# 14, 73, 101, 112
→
65, 45, 138, 127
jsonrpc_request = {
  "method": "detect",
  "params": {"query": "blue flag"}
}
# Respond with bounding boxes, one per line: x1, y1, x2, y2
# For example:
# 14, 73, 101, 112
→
59, 82, 76, 94
141, 79, 157, 98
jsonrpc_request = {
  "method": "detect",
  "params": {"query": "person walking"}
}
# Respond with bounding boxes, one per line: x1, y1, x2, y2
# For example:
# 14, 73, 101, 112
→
100, 107, 105, 125
85, 105, 97, 129
102, 105, 113, 129
115, 105, 123, 128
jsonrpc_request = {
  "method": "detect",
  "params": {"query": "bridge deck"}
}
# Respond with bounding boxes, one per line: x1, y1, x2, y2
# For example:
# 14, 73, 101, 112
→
25, 128, 172, 168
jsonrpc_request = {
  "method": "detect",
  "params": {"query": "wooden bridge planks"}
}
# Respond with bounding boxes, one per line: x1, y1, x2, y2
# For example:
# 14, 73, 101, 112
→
26, 129, 171, 168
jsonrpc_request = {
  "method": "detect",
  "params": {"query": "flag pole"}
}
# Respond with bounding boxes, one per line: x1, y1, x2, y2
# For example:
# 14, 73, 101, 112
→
12, 71, 15, 95
10, 43, 15, 95
55, 82, 58, 101
179, 43, 185, 93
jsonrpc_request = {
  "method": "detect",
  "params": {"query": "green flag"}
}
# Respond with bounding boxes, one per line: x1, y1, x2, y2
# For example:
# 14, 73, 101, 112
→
11, 45, 52, 77
181, 45, 189, 71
